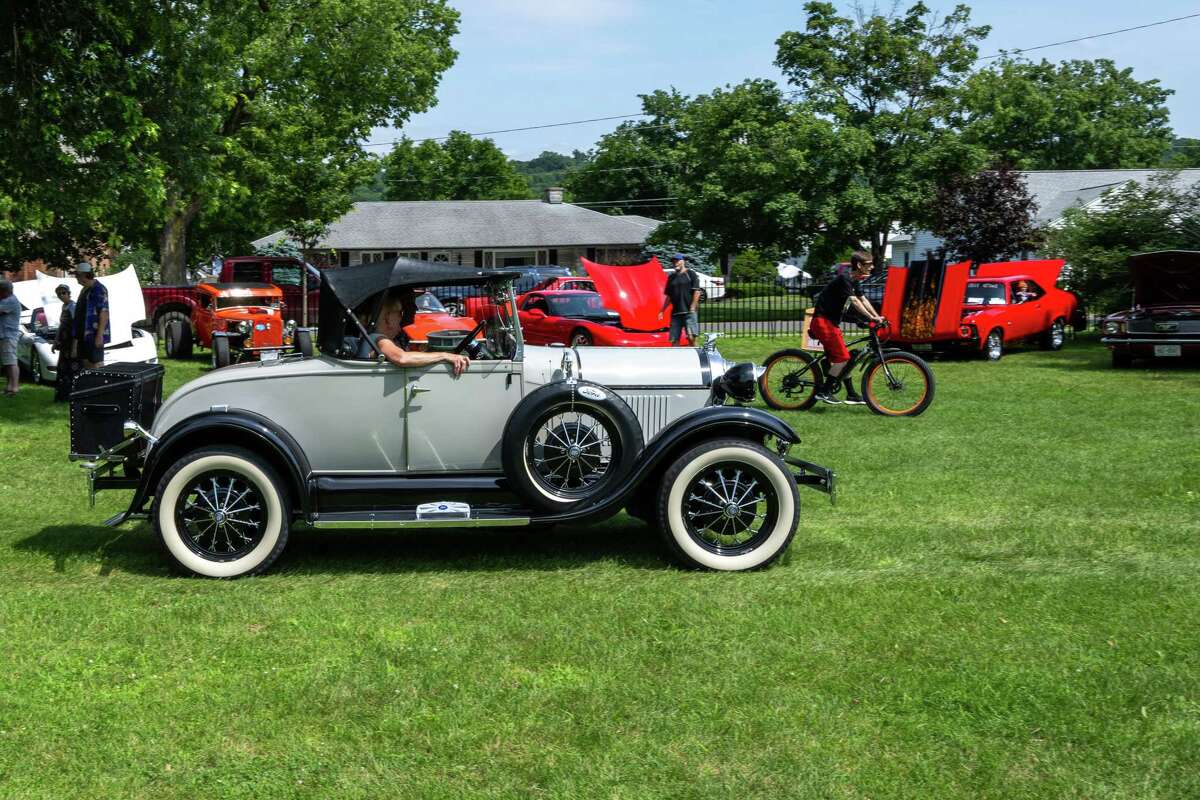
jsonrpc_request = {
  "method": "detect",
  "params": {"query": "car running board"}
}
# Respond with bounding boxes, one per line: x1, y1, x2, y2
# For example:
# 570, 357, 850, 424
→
311, 508, 531, 530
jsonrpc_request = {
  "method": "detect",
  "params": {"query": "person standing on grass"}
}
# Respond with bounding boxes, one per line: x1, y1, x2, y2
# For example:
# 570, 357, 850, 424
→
0, 280, 22, 396
73, 262, 109, 369
658, 253, 701, 347
809, 251, 884, 405
51, 284, 78, 401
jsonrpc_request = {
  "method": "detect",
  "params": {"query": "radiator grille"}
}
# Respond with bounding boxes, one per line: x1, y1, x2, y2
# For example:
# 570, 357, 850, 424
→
622, 394, 672, 441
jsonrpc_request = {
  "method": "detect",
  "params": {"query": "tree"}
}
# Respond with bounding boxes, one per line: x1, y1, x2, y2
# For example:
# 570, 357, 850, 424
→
773, 2, 991, 266
1165, 138, 1200, 169
382, 132, 532, 201
930, 165, 1040, 264
2, 0, 460, 282
664, 79, 859, 276
513, 150, 590, 196
959, 58, 1173, 170
1042, 172, 1200, 312
566, 90, 688, 216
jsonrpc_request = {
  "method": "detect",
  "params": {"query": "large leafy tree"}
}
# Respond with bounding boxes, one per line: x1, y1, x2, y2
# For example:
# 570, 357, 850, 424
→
566, 90, 688, 216
382, 131, 533, 201
664, 80, 859, 274
513, 150, 589, 196
959, 58, 1173, 170
931, 165, 1041, 264
1165, 138, 1200, 169
1, 0, 459, 281
773, 2, 990, 266
1042, 172, 1200, 312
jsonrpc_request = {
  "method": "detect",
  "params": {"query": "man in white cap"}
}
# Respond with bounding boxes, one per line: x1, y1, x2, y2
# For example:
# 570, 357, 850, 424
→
73, 262, 109, 369
0, 280, 21, 396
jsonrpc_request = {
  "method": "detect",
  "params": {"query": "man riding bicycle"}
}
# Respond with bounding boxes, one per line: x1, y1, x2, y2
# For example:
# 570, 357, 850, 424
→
809, 251, 884, 404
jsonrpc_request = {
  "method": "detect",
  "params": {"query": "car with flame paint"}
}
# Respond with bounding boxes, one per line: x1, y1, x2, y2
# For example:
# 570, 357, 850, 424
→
880, 259, 1080, 360
1101, 250, 1200, 367
70, 258, 835, 578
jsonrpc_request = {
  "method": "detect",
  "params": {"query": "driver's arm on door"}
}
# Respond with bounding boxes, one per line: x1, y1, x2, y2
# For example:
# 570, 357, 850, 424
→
377, 338, 470, 376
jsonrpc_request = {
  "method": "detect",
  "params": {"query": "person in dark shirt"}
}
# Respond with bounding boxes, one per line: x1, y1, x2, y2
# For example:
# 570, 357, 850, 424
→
51, 284, 77, 401
809, 251, 884, 404
657, 253, 701, 346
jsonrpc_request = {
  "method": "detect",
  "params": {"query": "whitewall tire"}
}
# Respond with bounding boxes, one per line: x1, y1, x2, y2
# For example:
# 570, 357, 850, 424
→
656, 438, 799, 571
153, 446, 290, 577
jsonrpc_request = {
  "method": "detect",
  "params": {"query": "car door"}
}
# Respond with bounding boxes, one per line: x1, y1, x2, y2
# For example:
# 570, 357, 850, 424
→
1009, 281, 1046, 339
518, 295, 551, 344
403, 360, 523, 472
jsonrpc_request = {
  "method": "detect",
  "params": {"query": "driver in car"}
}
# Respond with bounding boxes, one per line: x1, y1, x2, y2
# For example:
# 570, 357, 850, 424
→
372, 288, 470, 376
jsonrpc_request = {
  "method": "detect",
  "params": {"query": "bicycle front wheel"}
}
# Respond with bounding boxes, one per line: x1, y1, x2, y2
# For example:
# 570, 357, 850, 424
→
758, 349, 822, 411
861, 352, 935, 417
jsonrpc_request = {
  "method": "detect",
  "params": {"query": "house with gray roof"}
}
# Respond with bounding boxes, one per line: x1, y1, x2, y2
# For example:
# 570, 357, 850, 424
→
890, 168, 1200, 267
252, 188, 661, 270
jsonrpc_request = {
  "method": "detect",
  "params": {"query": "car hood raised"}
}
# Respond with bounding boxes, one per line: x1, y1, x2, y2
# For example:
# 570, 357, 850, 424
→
581, 258, 667, 332
31, 266, 147, 346
1129, 251, 1200, 308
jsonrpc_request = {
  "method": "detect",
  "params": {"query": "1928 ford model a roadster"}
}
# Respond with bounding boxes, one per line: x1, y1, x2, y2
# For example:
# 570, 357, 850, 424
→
70, 259, 835, 577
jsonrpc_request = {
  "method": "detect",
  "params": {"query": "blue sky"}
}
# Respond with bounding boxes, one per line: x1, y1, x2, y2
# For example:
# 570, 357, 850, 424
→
369, 1, 1200, 159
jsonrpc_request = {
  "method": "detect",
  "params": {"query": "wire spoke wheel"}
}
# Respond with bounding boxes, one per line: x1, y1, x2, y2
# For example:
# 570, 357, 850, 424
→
527, 408, 616, 498
758, 350, 820, 410
863, 355, 934, 417
175, 470, 267, 561
681, 462, 778, 556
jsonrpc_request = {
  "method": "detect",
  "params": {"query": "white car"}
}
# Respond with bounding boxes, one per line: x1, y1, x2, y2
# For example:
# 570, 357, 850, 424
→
662, 267, 726, 301
14, 266, 159, 384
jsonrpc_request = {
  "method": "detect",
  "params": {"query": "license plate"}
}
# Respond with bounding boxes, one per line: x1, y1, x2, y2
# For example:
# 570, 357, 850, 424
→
911, 343, 933, 351
1154, 345, 1181, 357
260, 349, 280, 362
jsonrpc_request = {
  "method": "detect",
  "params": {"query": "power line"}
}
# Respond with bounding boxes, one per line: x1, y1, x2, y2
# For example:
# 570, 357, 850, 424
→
361, 113, 657, 149
384, 162, 673, 184
977, 12, 1200, 60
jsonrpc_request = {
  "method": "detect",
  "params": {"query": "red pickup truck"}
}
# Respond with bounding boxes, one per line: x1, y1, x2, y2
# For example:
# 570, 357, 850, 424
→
143, 256, 321, 341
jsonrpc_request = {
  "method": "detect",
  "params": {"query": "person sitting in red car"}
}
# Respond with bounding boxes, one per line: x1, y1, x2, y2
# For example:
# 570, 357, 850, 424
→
810, 251, 884, 405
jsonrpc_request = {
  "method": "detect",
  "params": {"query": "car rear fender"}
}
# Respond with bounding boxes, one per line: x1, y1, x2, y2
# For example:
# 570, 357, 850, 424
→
537, 406, 799, 525
124, 410, 312, 518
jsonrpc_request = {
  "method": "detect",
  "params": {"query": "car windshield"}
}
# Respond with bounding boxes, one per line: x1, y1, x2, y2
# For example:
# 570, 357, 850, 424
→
964, 282, 1006, 306
548, 294, 608, 317
414, 292, 445, 313
216, 296, 280, 310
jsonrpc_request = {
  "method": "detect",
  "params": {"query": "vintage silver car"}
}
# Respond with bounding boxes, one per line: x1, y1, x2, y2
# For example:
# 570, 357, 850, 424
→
71, 259, 835, 577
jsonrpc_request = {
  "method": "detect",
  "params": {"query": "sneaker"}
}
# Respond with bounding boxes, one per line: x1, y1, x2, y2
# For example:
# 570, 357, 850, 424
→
842, 388, 866, 405
814, 390, 842, 405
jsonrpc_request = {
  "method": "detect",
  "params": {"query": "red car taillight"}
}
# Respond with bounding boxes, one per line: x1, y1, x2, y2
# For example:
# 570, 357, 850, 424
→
960, 324, 976, 337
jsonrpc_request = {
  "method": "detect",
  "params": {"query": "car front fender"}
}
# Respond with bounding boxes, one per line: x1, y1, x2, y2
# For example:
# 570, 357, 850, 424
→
123, 409, 313, 519
536, 405, 799, 525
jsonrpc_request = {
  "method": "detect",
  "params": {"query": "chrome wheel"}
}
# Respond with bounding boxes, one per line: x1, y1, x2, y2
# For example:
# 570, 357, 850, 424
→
681, 462, 778, 556
986, 330, 1003, 361
30, 350, 42, 384
175, 471, 266, 561
527, 410, 615, 497
1051, 321, 1064, 348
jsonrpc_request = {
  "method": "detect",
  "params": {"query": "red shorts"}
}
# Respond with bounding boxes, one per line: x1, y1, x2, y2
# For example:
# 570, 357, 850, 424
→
809, 315, 850, 363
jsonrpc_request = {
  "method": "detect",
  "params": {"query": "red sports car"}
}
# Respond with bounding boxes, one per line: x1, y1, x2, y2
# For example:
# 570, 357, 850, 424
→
881, 259, 1080, 360
518, 290, 672, 347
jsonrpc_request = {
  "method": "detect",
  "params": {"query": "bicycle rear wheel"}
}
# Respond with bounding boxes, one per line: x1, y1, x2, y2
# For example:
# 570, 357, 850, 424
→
861, 352, 934, 417
758, 349, 822, 411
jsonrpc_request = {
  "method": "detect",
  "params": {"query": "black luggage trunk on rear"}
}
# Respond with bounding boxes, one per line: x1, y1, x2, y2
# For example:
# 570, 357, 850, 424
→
70, 363, 165, 459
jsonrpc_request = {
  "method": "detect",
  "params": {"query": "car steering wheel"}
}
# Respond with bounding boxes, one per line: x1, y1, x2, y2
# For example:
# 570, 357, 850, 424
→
453, 319, 488, 354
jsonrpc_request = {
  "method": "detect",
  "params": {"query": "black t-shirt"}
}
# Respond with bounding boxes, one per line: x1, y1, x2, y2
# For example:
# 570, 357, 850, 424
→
664, 268, 700, 313
72, 287, 91, 341
813, 273, 863, 324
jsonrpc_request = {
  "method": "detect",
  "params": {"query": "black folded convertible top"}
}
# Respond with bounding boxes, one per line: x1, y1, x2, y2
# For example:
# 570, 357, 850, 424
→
318, 257, 520, 353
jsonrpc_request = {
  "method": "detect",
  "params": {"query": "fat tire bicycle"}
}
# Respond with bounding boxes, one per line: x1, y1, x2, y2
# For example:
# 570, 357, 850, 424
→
758, 320, 935, 417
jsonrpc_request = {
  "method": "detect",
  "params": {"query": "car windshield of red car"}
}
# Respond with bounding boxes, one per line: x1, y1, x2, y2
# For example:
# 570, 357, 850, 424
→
414, 292, 445, 312
549, 294, 609, 318
216, 296, 279, 310
964, 282, 1007, 306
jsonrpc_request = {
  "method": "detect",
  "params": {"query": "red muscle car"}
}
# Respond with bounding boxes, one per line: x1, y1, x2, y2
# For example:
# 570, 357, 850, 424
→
404, 291, 475, 347
518, 290, 672, 347
881, 259, 1079, 360
1101, 250, 1200, 367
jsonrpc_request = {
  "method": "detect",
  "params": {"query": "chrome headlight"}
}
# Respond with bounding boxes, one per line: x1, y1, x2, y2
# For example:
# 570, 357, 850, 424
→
1103, 321, 1123, 334
712, 362, 759, 405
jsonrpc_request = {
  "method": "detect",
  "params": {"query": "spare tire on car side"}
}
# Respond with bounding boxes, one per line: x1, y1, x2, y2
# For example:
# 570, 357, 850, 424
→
502, 380, 643, 512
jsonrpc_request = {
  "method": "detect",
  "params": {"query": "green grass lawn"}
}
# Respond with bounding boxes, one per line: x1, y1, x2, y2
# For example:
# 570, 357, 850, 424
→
1, 338, 1198, 799
698, 293, 809, 323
